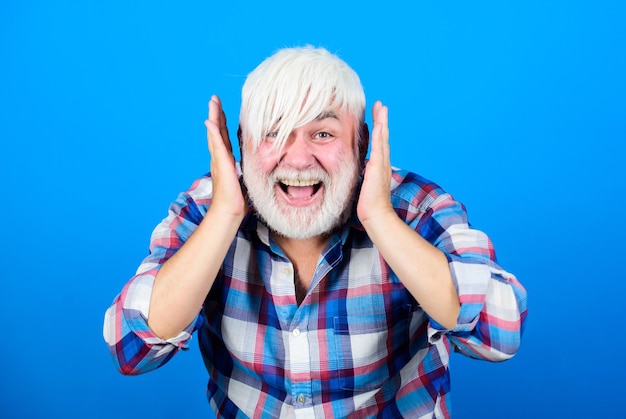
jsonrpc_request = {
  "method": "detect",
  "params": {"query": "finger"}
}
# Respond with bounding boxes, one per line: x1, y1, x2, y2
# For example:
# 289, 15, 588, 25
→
215, 96, 231, 144
209, 96, 219, 124
206, 118, 230, 161
205, 118, 216, 155
215, 96, 233, 154
372, 100, 382, 122
206, 100, 216, 154
378, 104, 390, 160
207, 99, 224, 154
212, 94, 221, 108
208, 97, 233, 154
210, 95, 229, 140
373, 102, 388, 137
371, 102, 388, 159
378, 105, 390, 162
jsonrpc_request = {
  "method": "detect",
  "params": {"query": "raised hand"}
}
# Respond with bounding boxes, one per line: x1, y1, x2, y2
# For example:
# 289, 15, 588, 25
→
205, 95, 248, 219
357, 101, 394, 226
148, 96, 248, 339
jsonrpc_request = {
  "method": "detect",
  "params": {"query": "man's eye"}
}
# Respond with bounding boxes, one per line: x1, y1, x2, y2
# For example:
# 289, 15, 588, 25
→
314, 132, 332, 140
265, 131, 278, 142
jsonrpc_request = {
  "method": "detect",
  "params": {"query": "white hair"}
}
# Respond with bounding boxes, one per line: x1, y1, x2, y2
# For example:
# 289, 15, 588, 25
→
239, 46, 366, 152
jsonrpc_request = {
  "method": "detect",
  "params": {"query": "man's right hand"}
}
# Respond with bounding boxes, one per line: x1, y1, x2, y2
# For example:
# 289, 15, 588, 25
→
205, 95, 248, 219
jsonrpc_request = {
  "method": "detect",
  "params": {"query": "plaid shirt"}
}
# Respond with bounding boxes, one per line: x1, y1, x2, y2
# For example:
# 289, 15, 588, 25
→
104, 167, 527, 418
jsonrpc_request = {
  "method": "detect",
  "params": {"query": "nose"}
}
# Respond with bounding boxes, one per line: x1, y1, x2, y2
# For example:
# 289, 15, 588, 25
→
280, 132, 316, 169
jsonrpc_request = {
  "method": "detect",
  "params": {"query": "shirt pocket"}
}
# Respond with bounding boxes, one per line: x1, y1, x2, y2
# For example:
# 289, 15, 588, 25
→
333, 304, 414, 391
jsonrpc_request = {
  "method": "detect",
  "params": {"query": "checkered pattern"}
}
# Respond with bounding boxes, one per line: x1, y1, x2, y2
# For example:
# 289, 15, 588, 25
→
104, 168, 527, 418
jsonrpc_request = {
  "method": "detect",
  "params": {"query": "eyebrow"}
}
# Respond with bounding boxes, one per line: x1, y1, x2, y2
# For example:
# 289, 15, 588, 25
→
315, 110, 339, 121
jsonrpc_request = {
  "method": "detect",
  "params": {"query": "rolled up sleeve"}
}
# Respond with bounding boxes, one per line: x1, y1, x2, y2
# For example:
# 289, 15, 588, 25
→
103, 267, 201, 375
103, 176, 212, 375
417, 193, 528, 361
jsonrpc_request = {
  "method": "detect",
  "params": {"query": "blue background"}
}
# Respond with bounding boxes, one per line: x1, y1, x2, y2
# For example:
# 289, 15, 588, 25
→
1, 1, 624, 417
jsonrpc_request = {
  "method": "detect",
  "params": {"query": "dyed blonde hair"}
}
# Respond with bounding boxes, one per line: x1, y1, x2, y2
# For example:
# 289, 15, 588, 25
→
239, 46, 366, 154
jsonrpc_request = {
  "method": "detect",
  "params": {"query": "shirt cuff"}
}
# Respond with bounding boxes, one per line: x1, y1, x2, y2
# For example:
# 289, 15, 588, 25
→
121, 270, 198, 349
427, 255, 492, 343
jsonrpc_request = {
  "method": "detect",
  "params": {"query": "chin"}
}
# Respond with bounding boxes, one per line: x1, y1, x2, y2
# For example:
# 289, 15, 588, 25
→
259, 200, 351, 240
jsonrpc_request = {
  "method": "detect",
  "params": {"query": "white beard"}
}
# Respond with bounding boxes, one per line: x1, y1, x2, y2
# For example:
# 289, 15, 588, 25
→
242, 151, 359, 240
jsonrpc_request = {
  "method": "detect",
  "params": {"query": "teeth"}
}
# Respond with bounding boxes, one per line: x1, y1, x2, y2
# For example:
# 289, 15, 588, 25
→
279, 179, 320, 187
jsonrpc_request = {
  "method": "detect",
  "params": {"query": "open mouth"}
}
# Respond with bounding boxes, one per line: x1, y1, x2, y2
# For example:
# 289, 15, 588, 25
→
278, 179, 323, 200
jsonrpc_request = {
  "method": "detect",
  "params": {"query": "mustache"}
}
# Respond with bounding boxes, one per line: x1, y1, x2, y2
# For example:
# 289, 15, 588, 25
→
269, 167, 331, 184
266, 151, 357, 185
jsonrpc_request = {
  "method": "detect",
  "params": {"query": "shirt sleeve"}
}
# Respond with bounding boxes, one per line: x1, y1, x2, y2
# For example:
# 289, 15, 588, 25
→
412, 191, 528, 362
102, 176, 212, 375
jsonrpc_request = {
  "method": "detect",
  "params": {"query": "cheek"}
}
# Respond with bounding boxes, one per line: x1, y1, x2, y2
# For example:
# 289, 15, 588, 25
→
321, 145, 357, 173
245, 144, 278, 175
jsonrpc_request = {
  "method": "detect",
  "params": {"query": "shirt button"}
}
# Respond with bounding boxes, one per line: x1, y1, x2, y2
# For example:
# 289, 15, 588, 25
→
297, 394, 306, 404
292, 328, 301, 337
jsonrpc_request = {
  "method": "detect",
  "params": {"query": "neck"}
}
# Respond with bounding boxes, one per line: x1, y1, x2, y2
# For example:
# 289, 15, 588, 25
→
272, 232, 330, 306
272, 233, 330, 259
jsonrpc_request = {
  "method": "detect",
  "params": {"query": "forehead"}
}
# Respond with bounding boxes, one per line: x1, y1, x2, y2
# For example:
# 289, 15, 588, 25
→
266, 106, 354, 131
306, 107, 355, 125
313, 109, 342, 122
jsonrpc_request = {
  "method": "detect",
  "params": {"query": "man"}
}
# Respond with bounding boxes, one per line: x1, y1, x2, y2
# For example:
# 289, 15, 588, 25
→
104, 46, 527, 418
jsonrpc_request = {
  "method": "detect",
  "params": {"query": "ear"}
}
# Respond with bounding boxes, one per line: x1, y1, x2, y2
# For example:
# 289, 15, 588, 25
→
237, 125, 243, 148
358, 122, 369, 171
237, 125, 244, 168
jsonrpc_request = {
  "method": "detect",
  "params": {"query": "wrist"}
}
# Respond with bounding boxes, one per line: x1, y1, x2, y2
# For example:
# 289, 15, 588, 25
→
203, 203, 247, 230
359, 206, 398, 233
